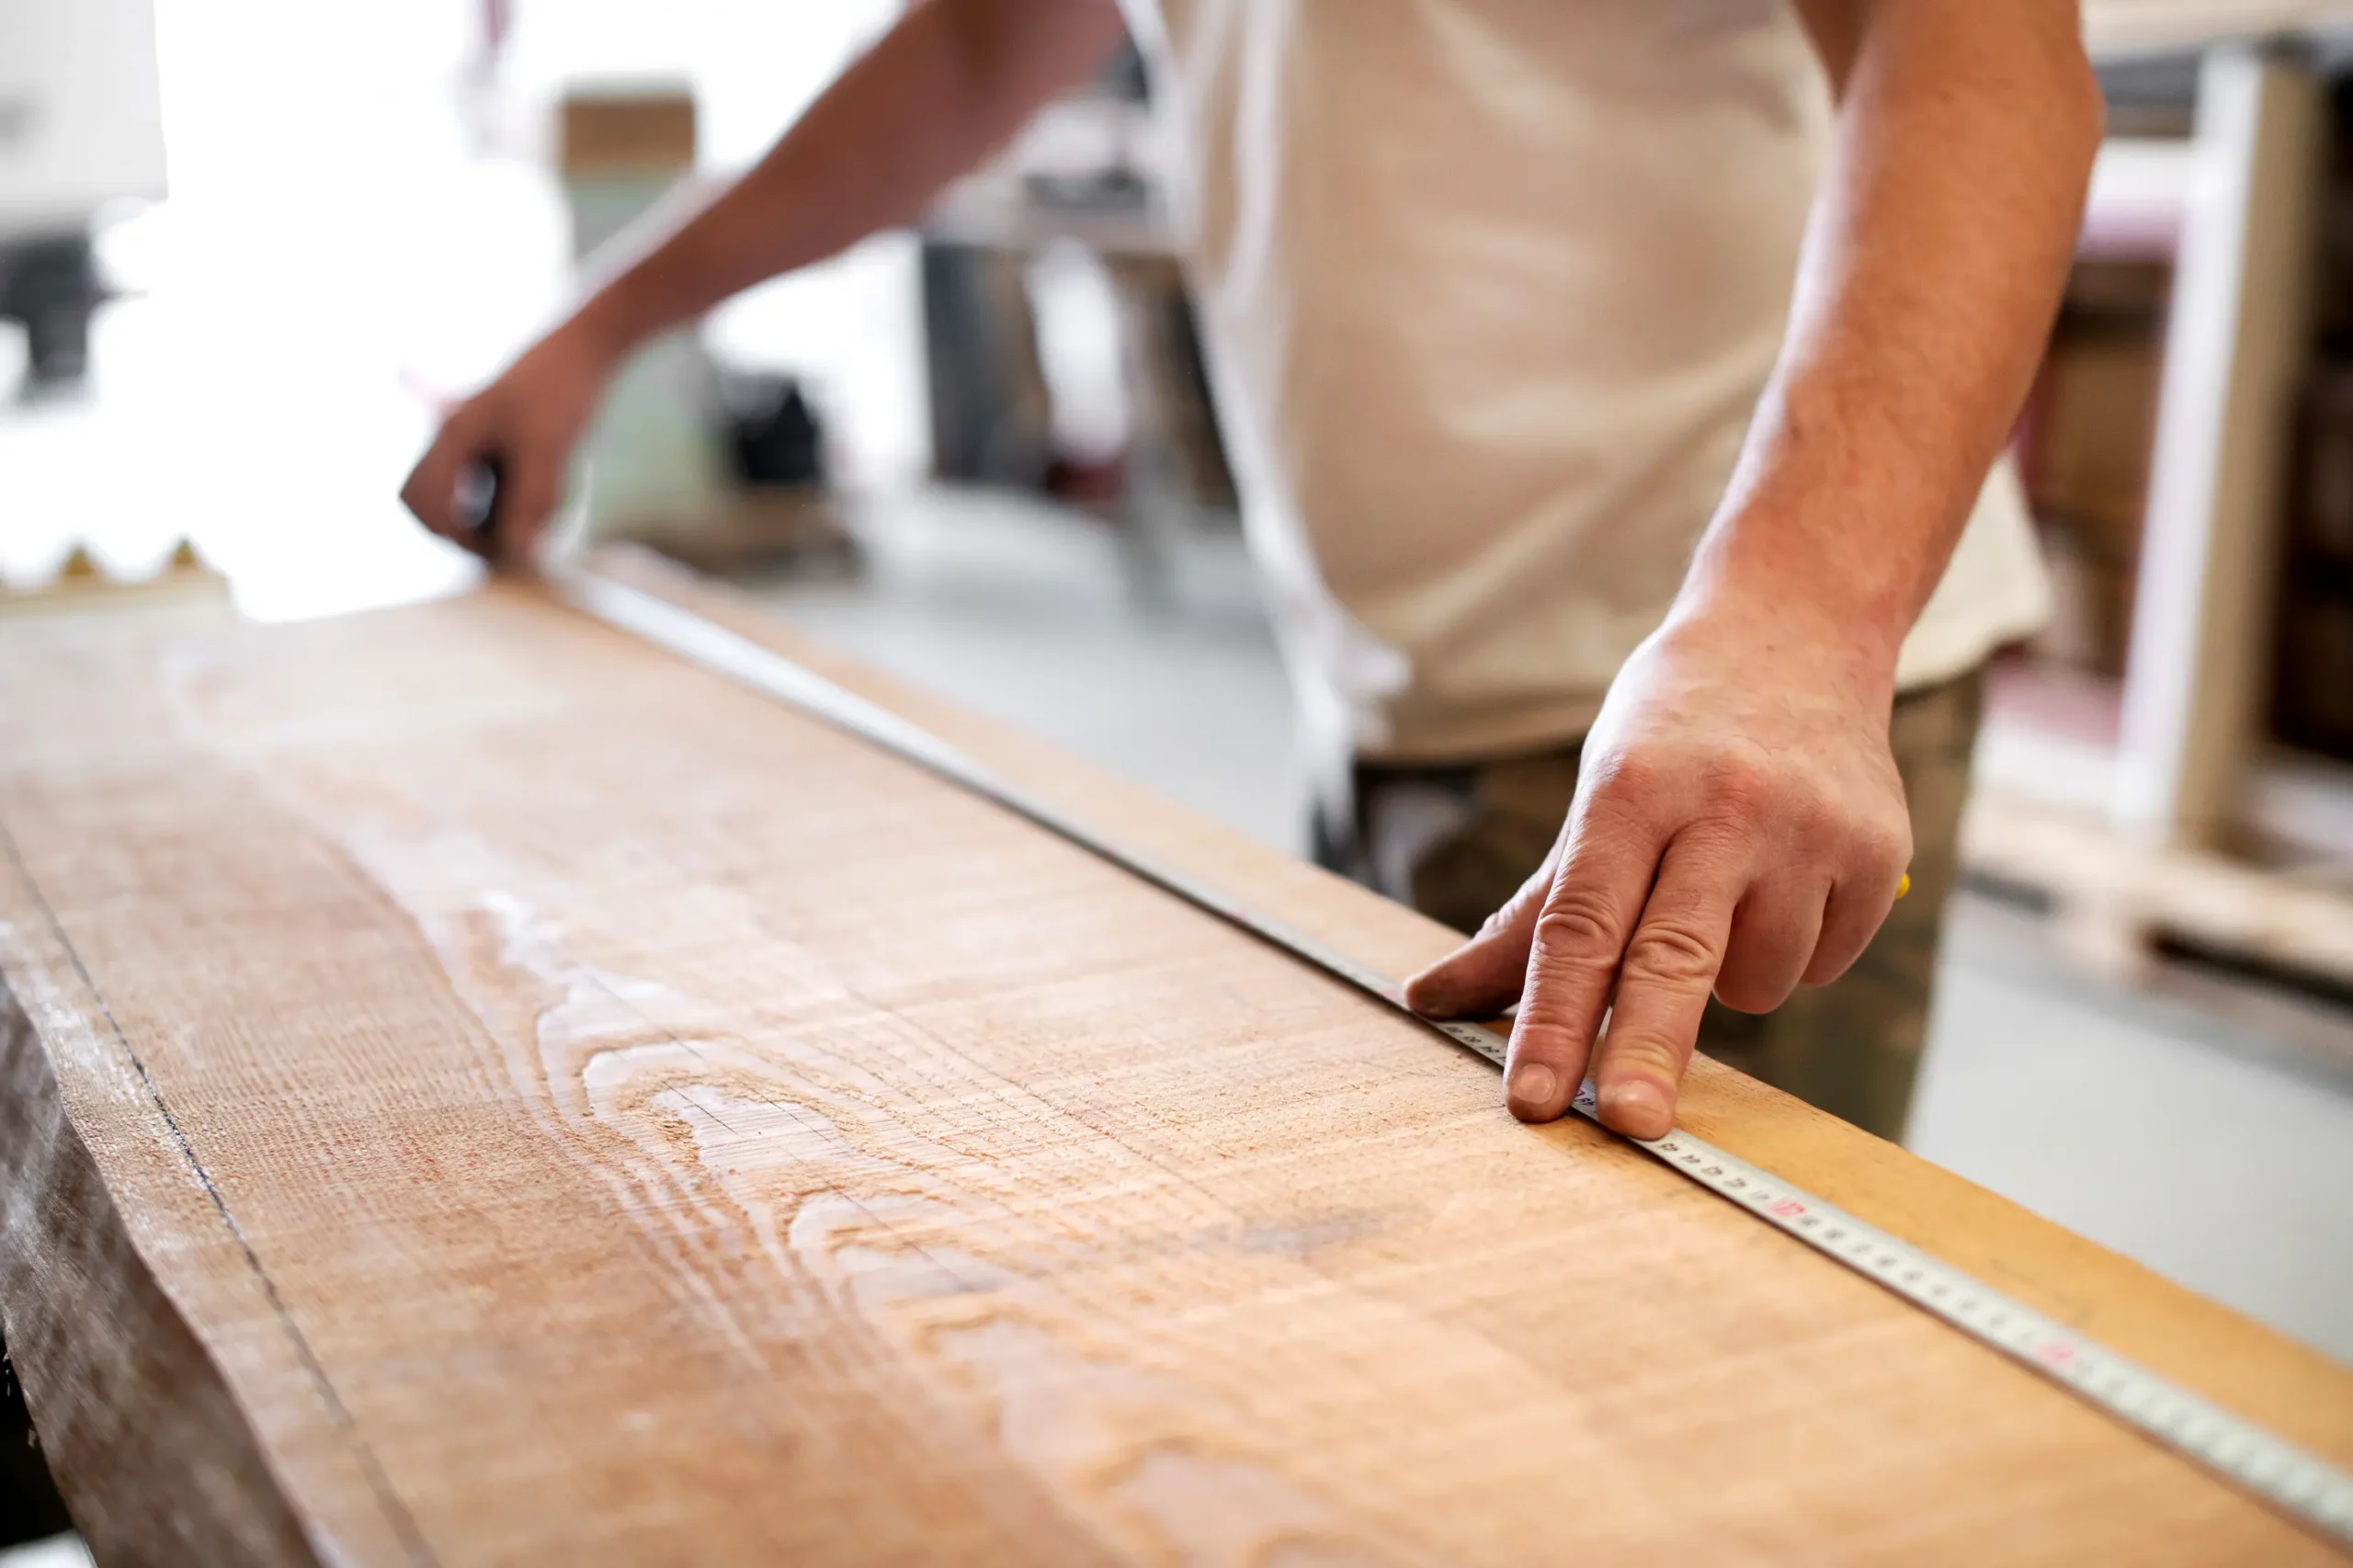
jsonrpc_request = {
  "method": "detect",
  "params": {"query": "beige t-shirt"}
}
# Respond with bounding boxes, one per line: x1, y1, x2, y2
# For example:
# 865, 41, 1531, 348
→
1134, 0, 2050, 767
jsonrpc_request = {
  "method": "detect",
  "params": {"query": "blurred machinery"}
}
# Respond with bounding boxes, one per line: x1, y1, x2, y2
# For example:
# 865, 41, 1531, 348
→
0, 0, 166, 389
557, 85, 853, 574
921, 38, 1237, 597
551, 48, 1233, 590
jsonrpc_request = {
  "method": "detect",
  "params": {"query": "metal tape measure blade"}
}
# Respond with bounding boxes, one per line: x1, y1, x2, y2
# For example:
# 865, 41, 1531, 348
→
556, 568, 2353, 1550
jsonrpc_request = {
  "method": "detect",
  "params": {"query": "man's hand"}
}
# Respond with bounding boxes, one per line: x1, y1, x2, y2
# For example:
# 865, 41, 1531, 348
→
401, 323, 619, 563
1399, 0, 2096, 1137
1403, 591, 1912, 1139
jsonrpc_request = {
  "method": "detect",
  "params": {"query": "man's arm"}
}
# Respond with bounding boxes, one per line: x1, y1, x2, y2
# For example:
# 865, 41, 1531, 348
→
1405, 0, 2101, 1136
403, 0, 1126, 554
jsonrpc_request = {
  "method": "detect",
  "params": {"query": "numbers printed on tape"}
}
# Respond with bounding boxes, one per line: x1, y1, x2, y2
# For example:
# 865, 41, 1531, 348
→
558, 568, 2353, 1551
1624, 1106, 2353, 1546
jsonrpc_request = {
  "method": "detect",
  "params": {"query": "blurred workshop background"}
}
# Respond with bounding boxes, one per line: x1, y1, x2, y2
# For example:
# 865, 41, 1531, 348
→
4, 4, 2353, 1551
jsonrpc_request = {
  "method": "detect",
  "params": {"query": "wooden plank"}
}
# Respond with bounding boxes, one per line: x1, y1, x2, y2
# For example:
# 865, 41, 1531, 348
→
0, 985, 317, 1566
609, 547, 2353, 1468
0, 561, 2347, 1564
2115, 47, 2325, 846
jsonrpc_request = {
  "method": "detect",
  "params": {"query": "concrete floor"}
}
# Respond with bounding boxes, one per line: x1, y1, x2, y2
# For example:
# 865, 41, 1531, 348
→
1915, 902, 2353, 1360
749, 488, 2353, 1369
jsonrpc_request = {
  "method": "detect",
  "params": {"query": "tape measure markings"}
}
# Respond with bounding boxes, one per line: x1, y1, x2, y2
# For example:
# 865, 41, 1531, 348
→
555, 568, 2353, 1551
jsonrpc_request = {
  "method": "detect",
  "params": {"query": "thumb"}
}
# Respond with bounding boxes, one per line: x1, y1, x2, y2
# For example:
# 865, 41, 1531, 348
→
1402, 860, 1553, 1019
488, 447, 563, 565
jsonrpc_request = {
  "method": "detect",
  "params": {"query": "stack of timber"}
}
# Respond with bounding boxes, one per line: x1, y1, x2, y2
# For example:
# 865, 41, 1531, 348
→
2083, 1, 2353, 51
1961, 785, 2353, 990
1, 551, 2347, 1564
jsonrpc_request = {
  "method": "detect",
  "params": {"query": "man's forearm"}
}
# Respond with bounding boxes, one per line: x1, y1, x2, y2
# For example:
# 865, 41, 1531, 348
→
1675, 0, 2102, 681
567, 0, 1126, 358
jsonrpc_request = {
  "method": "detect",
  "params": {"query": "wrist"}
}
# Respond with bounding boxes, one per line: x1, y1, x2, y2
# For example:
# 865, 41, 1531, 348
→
561, 290, 653, 371
1658, 555, 1906, 706
1674, 510, 1914, 672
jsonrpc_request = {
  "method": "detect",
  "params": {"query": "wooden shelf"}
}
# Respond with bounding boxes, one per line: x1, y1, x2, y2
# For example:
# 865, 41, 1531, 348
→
2082, 137, 2194, 260
1962, 785, 2353, 988
2086, 1, 2353, 55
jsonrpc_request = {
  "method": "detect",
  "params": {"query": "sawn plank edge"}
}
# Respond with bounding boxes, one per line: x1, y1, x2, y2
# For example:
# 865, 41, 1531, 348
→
0, 975, 321, 1567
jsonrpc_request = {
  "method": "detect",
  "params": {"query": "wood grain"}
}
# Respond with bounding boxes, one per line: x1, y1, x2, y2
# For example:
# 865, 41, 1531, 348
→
0, 561, 2346, 1565
607, 546, 2353, 1473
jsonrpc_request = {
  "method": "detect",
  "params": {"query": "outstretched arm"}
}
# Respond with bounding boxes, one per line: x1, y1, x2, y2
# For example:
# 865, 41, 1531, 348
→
403, 0, 1126, 556
1406, 0, 2101, 1136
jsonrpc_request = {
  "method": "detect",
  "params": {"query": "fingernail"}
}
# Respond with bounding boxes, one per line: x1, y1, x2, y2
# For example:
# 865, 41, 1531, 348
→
1506, 1062, 1560, 1115
1597, 1080, 1670, 1136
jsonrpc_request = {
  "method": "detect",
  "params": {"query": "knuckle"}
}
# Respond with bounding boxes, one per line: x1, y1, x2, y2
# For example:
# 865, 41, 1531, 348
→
1566, 803, 1659, 867
1475, 880, 1540, 939
1622, 917, 1720, 985
1783, 784, 1844, 852
1887, 814, 1917, 864
1586, 745, 1660, 806
1700, 749, 1776, 817
1531, 890, 1623, 965
1851, 815, 1911, 876
439, 403, 486, 445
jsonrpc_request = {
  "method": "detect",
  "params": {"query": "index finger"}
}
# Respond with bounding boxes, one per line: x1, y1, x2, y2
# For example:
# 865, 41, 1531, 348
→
1586, 833, 1747, 1139
1503, 798, 1665, 1123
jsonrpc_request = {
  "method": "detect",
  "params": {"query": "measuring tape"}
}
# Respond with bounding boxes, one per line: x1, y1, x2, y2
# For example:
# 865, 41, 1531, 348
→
555, 566, 2353, 1550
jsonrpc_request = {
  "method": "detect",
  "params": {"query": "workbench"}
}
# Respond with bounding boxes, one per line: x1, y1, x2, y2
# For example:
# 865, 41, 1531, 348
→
2, 552, 2347, 1564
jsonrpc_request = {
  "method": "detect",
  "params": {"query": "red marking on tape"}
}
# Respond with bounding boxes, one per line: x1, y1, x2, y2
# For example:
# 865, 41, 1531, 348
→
1768, 1199, 1806, 1219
